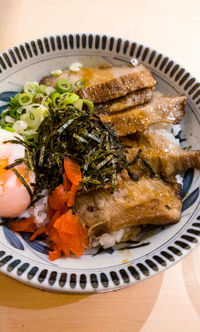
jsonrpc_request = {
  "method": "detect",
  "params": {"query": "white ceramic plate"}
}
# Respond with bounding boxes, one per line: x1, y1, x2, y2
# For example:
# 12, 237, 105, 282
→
0, 34, 200, 293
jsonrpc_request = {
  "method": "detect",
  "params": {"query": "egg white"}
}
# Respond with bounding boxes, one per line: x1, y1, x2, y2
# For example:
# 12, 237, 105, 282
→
0, 129, 34, 218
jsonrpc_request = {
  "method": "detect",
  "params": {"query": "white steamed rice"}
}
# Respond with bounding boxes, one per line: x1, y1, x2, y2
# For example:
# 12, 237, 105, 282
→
19, 191, 49, 227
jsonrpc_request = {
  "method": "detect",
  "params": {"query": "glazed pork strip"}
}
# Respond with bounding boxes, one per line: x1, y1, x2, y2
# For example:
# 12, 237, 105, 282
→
101, 95, 187, 136
95, 87, 154, 114
123, 132, 200, 179
75, 177, 182, 236
79, 65, 156, 103
40, 65, 156, 103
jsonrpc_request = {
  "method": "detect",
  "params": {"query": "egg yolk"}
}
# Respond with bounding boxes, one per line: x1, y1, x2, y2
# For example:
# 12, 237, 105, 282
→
0, 159, 32, 218
0, 158, 10, 185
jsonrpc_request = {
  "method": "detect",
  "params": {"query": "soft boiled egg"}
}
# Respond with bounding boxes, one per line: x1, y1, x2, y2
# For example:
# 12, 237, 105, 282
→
0, 128, 34, 218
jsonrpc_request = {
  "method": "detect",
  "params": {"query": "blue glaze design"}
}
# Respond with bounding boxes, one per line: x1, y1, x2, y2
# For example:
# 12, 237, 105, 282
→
21, 232, 49, 255
175, 130, 187, 143
0, 90, 19, 115
0, 105, 8, 113
93, 246, 114, 256
182, 188, 199, 212
0, 91, 18, 102
182, 168, 194, 198
3, 226, 24, 250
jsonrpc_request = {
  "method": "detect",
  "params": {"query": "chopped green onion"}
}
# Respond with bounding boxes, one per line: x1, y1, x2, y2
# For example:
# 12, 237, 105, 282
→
38, 85, 47, 94
51, 92, 61, 107
82, 99, 94, 112
13, 120, 27, 133
51, 69, 63, 77
17, 92, 33, 106
30, 113, 35, 120
56, 79, 72, 93
1, 123, 15, 132
69, 62, 83, 72
16, 107, 26, 115
41, 96, 52, 107
24, 82, 39, 94
34, 93, 44, 103
5, 115, 15, 123
1, 108, 9, 116
38, 85, 55, 96
45, 86, 55, 96
23, 129, 38, 138
60, 93, 79, 106
74, 99, 83, 110
74, 79, 85, 90
21, 106, 48, 130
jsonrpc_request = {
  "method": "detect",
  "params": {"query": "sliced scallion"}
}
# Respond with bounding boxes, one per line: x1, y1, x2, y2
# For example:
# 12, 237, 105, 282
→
24, 82, 39, 94
45, 86, 55, 96
69, 62, 83, 72
82, 99, 94, 112
74, 99, 83, 110
1, 123, 15, 132
51, 69, 63, 77
51, 92, 61, 107
29, 113, 35, 120
17, 92, 33, 106
13, 120, 27, 133
56, 79, 72, 93
74, 79, 85, 90
38, 85, 48, 94
5, 115, 15, 123
60, 93, 79, 106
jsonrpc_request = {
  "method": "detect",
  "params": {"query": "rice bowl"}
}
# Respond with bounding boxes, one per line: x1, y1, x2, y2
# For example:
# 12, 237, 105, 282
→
1, 34, 198, 291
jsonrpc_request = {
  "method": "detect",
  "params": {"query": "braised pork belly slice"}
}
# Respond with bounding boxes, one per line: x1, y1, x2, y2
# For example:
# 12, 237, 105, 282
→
40, 64, 156, 103
75, 177, 182, 236
95, 87, 154, 114
101, 95, 187, 136
123, 132, 200, 179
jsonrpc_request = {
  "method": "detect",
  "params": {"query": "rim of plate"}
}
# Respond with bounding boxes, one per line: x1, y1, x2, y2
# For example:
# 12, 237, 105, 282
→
0, 33, 200, 293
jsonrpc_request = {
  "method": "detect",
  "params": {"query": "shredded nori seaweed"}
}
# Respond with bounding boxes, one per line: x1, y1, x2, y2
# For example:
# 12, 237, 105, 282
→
17, 105, 127, 200
4, 158, 24, 170
12, 168, 33, 199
